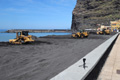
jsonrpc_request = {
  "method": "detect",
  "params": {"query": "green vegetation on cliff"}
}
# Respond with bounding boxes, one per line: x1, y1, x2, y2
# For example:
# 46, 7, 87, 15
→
71, 0, 120, 30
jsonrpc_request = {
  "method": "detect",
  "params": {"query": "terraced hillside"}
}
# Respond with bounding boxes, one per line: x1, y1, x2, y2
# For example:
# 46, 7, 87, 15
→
71, 0, 120, 30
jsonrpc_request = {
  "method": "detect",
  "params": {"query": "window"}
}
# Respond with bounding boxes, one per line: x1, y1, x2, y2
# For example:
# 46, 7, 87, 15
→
18, 32, 21, 36
22, 31, 28, 36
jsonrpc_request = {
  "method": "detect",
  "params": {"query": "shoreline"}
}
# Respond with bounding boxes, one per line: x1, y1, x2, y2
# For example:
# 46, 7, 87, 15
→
0, 33, 72, 42
6, 29, 71, 33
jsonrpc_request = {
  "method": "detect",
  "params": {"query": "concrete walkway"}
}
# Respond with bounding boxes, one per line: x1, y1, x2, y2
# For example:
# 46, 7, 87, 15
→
98, 34, 120, 80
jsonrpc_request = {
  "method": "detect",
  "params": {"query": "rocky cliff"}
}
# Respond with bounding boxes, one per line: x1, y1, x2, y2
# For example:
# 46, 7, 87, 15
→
71, 0, 120, 31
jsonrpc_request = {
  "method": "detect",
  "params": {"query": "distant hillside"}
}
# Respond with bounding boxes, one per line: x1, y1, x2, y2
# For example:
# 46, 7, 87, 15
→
71, 0, 120, 31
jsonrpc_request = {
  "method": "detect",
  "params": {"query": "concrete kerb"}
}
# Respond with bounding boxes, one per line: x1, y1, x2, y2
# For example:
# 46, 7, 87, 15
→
50, 33, 119, 80
83, 34, 119, 80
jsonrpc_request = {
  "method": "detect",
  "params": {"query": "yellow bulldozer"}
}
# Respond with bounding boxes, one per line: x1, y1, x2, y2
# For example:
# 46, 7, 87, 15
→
72, 30, 89, 38
96, 28, 110, 35
9, 31, 34, 44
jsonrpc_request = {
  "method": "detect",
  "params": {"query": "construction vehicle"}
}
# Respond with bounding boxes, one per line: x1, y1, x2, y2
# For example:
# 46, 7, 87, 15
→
111, 20, 120, 32
9, 31, 34, 44
72, 30, 89, 38
96, 28, 110, 35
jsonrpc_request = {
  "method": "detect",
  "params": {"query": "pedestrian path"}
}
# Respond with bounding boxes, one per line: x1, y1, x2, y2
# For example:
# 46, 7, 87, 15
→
50, 33, 118, 80
98, 34, 120, 80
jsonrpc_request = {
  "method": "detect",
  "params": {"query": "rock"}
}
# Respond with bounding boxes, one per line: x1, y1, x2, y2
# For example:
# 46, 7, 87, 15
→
71, 0, 120, 31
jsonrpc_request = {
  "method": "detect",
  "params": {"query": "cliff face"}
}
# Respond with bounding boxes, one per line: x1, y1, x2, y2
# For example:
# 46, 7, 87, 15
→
71, 0, 120, 31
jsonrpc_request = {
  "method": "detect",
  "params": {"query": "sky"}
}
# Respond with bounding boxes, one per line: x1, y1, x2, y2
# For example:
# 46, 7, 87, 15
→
0, 0, 76, 29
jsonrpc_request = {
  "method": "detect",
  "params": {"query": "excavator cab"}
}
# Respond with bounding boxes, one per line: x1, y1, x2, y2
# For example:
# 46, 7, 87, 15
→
9, 31, 34, 44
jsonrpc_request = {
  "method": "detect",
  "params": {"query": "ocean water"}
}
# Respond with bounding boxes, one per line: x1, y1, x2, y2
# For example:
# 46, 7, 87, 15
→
0, 29, 7, 33
0, 30, 71, 42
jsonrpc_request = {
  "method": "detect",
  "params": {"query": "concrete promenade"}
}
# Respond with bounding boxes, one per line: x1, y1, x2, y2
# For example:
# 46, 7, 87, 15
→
98, 34, 120, 80
50, 34, 118, 80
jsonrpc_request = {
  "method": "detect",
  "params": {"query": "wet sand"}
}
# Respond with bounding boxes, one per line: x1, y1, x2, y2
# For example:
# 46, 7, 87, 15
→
0, 34, 115, 80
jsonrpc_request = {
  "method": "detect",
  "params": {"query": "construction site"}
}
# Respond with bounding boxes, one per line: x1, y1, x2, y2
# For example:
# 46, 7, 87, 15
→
0, 19, 120, 80
0, 31, 119, 80
0, 0, 120, 80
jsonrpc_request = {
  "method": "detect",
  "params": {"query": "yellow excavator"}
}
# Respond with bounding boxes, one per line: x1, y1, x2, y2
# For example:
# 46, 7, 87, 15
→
97, 28, 110, 35
72, 30, 89, 38
9, 31, 34, 44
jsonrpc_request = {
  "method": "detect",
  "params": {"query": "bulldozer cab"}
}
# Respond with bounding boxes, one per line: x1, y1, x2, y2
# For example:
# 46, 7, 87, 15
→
22, 31, 28, 36
17, 31, 29, 37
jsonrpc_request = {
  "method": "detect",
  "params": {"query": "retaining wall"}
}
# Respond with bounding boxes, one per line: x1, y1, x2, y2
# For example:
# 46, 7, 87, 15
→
50, 33, 119, 80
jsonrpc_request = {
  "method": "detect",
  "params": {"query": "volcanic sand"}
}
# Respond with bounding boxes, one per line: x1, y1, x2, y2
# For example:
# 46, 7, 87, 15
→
0, 34, 115, 80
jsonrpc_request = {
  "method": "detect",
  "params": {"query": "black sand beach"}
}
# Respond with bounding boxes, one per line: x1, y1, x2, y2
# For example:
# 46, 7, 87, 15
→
0, 34, 115, 80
